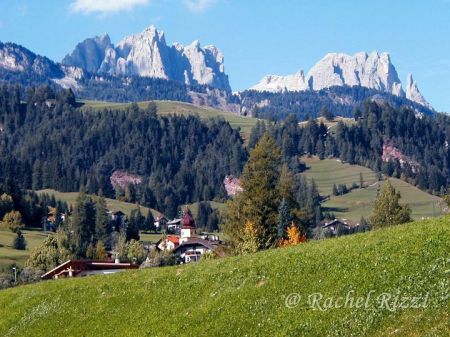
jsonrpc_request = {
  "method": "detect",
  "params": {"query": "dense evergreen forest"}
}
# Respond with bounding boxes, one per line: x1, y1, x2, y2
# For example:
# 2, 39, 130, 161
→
0, 84, 247, 217
239, 86, 436, 120
0, 84, 448, 221
77, 75, 208, 103
249, 101, 450, 194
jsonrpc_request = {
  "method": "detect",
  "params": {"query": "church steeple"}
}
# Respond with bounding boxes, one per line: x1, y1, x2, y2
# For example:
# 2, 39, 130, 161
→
180, 208, 196, 242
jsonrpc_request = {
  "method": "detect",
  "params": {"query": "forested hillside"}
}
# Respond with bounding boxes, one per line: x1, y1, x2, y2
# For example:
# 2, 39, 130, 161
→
0, 84, 448, 217
240, 85, 436, 120
77, 74, 206, 103
0, 85, 247, 217
249, 101, 450, 194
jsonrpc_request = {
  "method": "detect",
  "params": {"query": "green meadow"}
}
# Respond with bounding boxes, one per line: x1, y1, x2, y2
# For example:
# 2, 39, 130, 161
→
0, 229, 47, 271
302, 157, 443, 222
0, 216, 448, 336
80, 99, 259, 139
36, 189, 160, 217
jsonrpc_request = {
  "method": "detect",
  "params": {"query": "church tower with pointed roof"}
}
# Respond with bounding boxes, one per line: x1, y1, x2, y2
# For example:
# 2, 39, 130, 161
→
180, 208, 196, 243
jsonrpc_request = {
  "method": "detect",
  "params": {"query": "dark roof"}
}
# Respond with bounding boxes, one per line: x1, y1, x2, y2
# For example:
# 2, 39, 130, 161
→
167, 218, 181, 225
41, 260, 138, 280
322, 219, 348, 228
173, 237, 216, 252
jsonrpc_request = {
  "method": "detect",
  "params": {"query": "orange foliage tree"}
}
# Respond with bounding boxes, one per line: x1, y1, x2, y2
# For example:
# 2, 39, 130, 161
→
279, 222, 307, 247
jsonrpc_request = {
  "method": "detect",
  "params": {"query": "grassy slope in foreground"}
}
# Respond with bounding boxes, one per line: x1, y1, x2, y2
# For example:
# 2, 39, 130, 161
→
81, 100, 258, 139
302, 157, 443, 222
0, 217, 449, 337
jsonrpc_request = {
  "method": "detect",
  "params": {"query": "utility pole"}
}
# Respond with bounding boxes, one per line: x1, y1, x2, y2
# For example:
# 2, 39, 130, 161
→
12, 267, 17, 285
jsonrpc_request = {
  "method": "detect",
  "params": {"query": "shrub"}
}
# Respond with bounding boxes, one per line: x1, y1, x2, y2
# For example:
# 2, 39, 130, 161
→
12, 231, 27, 250
0, 274, 13, 289
19, 267, 43, 284
200, 250, 218, 262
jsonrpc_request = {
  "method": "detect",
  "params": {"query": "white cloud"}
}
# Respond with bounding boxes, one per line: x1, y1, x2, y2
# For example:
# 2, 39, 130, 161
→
182, 0, 217, 13
70, 0, 150, 14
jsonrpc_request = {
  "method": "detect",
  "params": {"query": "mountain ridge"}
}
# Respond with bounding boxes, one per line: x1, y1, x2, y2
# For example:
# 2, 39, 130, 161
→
250, 51, 432, 110
62, 25, 231, 92
0, 30, 438, 113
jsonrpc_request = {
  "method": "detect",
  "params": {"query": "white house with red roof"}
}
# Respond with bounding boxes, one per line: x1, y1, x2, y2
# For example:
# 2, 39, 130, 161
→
157, 210, 221, 263
156, 235, 180, 251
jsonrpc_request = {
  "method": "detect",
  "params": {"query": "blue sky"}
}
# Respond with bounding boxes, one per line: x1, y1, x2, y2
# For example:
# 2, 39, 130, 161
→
0, 0, 449, 112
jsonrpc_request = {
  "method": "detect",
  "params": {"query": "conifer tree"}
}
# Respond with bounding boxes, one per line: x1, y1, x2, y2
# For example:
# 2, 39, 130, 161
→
94, 196, 110, 244
13, 230, 27, 250
95, 240, 107, 260
126, 207, 142, 241
277, 198, 290, 240
278, 164, 295, 207
144, 209, 155, 232
279, 223, 307, 247
369, 180, 411, 228
225, 134, 282, 250
237, 220, 259, 254
332, 183, 338, 196
72, 190, 96, 257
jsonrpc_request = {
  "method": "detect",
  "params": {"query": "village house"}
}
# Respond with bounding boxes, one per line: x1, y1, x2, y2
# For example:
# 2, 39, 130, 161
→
154, 214, 168, 231
46, 207, 68, 224
108, 210, 126, 230
45, 207, 69, 231
166, 218, 182, 233
156, 235, 179, 251
41, 259, 138, 280
109, 210, 126, 223
174, 237, 218, 263
322, 219, 350, 235
157, 210, 221, 263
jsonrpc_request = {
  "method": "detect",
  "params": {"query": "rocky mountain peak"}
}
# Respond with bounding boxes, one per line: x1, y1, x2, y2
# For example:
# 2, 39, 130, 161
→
306, 51, 404, 95
62, 25, 231, 91
62, 34, 113, 73
188, 40, 201, 49
406, 74, 432, 110
251, 51, 432, 109
250, 69, 307, 92
0, 42, 63, 78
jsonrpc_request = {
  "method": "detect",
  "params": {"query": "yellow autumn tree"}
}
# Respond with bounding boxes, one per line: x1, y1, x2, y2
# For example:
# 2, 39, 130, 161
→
238, 220, 260, 254
279, 222, 307, 247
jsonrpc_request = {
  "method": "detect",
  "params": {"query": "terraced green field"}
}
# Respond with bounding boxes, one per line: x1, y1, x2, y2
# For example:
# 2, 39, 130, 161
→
302, 157, 443, 222
81, 100, 258, 139
0, 229, 47, 271
36, 189, 160, 217
0, 216, 448, 336
302, 157, 378, 196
